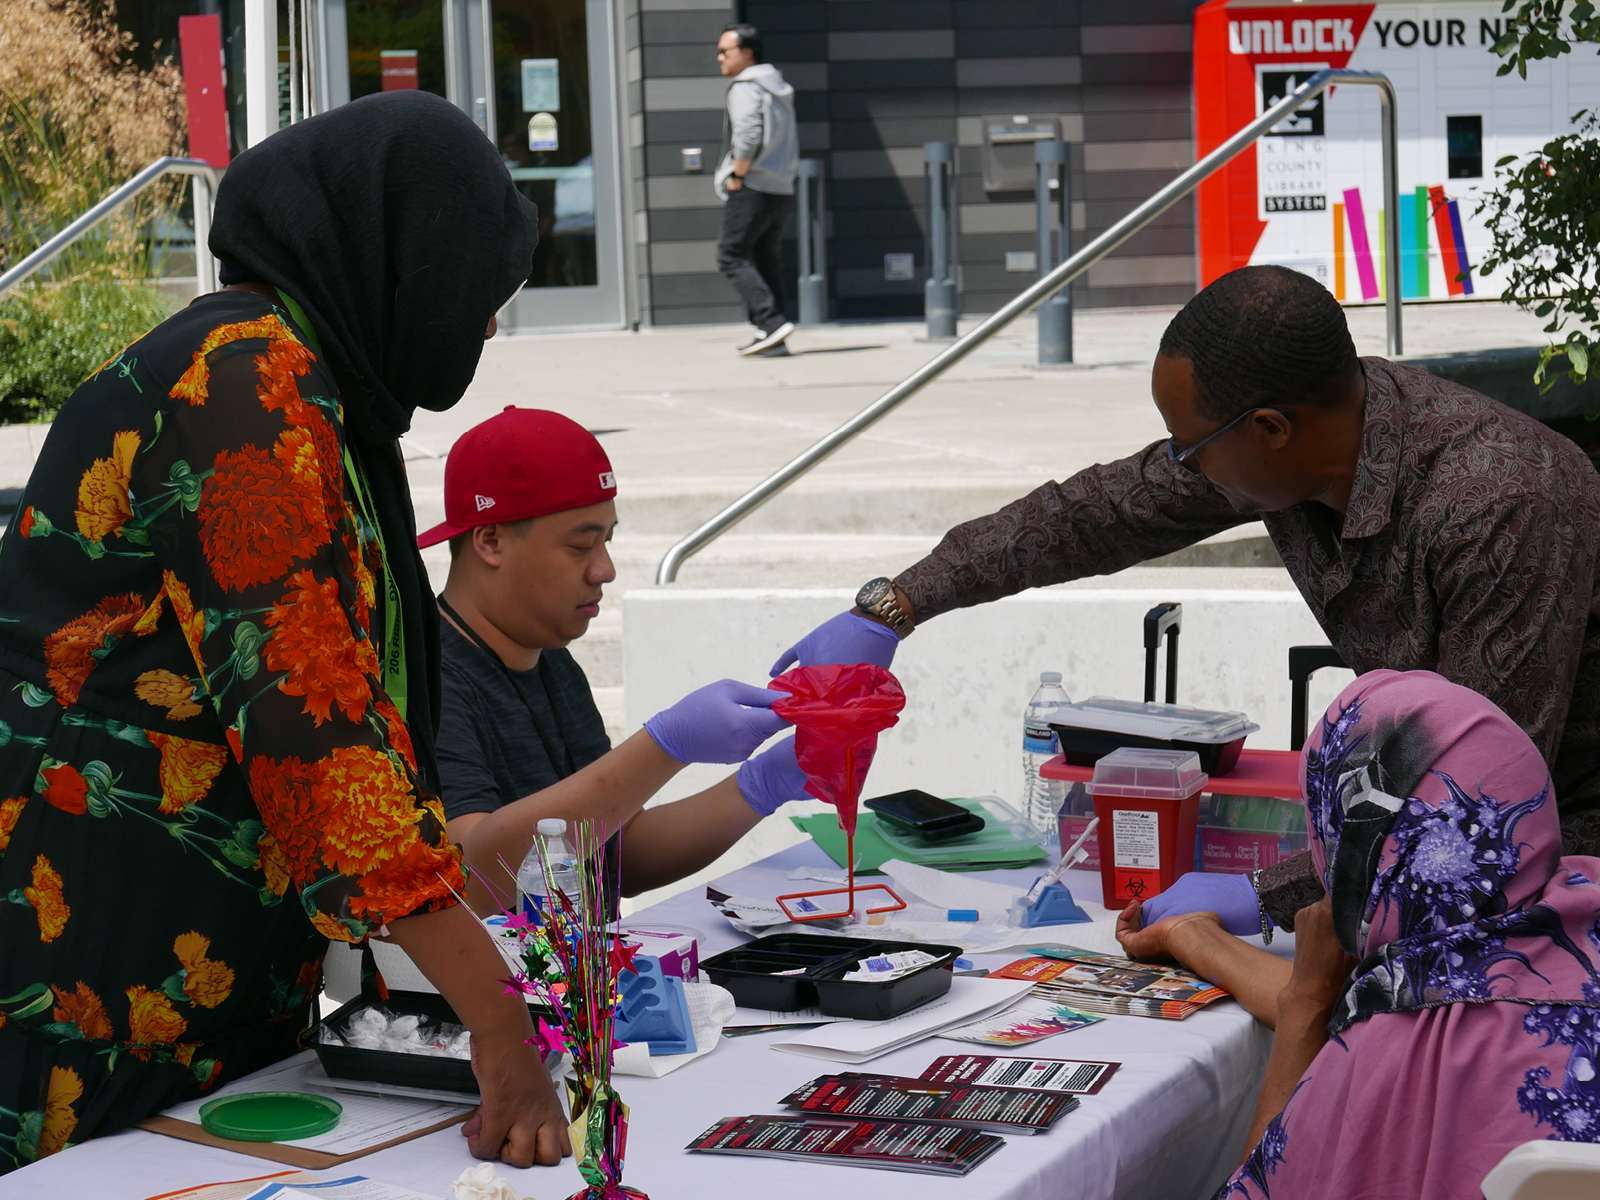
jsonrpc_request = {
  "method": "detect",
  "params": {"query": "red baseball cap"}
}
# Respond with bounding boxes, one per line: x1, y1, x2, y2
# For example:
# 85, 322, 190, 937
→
416, 407, 617, 548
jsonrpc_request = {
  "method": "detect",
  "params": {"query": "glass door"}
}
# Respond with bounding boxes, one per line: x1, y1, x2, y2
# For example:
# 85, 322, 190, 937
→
482, 0, 623, 328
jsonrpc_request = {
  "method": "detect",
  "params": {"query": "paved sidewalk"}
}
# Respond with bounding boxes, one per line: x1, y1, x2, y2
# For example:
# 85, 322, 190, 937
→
0, 299, 1557, 739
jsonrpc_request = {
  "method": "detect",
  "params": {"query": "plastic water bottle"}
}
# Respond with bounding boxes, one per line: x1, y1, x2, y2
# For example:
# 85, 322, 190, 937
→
516, 817, 581, 920
1023, 672, 1072, 844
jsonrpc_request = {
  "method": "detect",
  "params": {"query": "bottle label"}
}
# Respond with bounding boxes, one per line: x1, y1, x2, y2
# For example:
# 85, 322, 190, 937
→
1023, 722, 1058, 756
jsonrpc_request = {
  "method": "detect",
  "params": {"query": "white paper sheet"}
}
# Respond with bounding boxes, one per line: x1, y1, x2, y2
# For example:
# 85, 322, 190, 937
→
612, 981, 736, 1078
724, 1005, 852, 1028
769, 977, 1033, 1063
158, 1059, 473, 1156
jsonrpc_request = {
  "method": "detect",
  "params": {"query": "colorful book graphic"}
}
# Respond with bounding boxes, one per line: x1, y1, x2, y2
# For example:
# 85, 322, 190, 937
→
1332, 184, 1472, 301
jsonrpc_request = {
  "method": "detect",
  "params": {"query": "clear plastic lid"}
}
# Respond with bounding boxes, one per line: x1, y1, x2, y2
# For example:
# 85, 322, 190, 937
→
1039, 671, 1062, 684
1087, 747, 1209, 799
1050, 697, 1258, 744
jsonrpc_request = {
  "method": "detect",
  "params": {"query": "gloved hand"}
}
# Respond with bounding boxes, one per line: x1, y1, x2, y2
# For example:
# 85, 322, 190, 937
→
736, 735, 810, 816
1140, 871, 1260, 936
644, 679, 790, 765
770, 611, 900, 677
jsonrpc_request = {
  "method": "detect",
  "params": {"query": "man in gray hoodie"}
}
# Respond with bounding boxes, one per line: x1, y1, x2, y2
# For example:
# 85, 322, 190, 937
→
714, 24, 798, 356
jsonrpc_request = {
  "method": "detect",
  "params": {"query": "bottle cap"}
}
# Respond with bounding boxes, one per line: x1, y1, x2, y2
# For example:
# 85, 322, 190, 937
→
537, 818, 568, 836
1039, 671, 1062, 684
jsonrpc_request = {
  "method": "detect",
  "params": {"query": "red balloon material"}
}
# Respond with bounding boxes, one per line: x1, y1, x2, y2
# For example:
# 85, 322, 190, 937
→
769, 664, 906, 835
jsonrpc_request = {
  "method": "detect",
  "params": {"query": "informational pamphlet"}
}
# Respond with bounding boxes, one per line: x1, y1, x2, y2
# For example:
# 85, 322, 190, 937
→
919, 1054, 1121, 1096
998, 949, 1228, 1020
685, 1114, 1005, 1176
936, 995, 1101, 1046
780, 1072, 1077, 1135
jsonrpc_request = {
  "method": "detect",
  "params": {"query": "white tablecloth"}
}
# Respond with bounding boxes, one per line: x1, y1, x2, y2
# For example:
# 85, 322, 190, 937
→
0, 844, 1285, 1200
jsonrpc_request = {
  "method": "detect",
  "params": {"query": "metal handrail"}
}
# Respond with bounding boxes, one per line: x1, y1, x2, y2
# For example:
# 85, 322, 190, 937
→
0, 156, 222, 299
656, 68, 1400, 583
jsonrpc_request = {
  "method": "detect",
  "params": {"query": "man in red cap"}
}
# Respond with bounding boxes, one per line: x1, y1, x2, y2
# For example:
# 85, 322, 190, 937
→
418, 407, 809, 910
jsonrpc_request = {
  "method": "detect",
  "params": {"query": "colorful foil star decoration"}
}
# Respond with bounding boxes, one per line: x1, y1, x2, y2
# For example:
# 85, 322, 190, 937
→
769, 664, 908, 923
490, 819, 649, 1200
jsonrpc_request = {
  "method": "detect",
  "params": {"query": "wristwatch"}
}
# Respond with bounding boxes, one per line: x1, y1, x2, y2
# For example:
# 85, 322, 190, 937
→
1249, 868, 1274, 945
855, 577, 915, 637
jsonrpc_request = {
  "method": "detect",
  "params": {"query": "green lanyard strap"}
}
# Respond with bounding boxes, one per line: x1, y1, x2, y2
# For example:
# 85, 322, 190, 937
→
275, 290, 408, 721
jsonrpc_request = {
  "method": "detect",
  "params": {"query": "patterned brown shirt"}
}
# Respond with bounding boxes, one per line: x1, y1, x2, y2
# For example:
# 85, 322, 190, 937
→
897, 358, 1600, 863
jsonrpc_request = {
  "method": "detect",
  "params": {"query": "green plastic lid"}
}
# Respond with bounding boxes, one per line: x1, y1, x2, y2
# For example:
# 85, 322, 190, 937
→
199, 1091, 342, 1142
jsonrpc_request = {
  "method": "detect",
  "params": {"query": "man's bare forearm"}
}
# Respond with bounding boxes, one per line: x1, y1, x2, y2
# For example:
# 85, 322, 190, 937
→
454, 731, 682, 913
618, 776, 761, 896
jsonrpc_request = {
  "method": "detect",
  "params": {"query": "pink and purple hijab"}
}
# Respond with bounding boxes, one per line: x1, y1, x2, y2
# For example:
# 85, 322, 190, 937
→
1222, 670, 1600, 1198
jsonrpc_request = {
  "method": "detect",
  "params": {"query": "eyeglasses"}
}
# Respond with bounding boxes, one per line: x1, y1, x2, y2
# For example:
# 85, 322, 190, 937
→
1167, 407, 1295, 471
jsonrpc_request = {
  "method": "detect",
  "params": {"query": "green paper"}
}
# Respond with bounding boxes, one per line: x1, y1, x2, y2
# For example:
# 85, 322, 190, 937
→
791, 800, 1048, 872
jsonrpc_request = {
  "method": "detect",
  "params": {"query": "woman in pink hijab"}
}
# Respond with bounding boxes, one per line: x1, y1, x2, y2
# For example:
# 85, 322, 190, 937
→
1215, 669, 1600, 1198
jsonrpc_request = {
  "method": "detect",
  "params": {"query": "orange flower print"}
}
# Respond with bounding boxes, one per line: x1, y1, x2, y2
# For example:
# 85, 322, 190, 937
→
310, 909, 358, 943
256, 337, 317, 423
25, 854, 69, 942
248, 755, 322, 886
313, 745, 420, 876
51, 982, 113, 1041
226, 725, 243, 763
37, 1065, 84, 1158
342, 529, 376, 635
169, 314, 296, 406
0, 796, 24, 852
135, 669, 203, 721
305, 408, 345, 517
264, 570, 378, 726
173, 931, 235, 1008
43, 593, 145, 704
41, 765, 88, 816
273, 425, 321, 492
348, 836, 463, 922
257, 831, 290, 896
74, 429, 140, 543
157, 571, 208, 675
17, 505, 36, 537
125, 984, 187, 1058
149, 733, 231, 814
199, 443, 328, 592
376, 699, 417, 774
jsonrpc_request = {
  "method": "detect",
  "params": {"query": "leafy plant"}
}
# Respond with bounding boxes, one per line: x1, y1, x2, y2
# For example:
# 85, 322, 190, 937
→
1481, 3, 1600, 389
0, 278, 175, 424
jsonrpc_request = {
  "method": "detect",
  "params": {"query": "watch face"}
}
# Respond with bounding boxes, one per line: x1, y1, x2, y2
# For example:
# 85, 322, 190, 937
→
856, 577, 892, 610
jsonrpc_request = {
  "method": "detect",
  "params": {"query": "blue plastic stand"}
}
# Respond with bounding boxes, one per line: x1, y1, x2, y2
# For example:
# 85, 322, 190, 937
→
614, 955, 697, 1056
1020, 880, 1092, 927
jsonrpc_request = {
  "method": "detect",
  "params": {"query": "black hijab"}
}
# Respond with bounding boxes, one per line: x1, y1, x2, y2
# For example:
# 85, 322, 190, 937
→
210, 90, 539, 790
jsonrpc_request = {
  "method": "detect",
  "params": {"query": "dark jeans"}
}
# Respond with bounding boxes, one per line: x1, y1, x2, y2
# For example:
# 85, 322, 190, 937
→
717, 186, 794, 332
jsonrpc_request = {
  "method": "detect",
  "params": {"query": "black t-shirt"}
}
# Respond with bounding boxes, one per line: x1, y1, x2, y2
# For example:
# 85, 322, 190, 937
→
436, 616, 613, 820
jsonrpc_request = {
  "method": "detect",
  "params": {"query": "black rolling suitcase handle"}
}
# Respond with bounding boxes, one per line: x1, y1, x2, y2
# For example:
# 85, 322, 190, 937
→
1143, 602, 1182, 704
1289, 645, 1348, 751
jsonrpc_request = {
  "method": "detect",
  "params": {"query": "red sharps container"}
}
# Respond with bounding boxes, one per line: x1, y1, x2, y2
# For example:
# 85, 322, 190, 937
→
1087, 748, 1208, 907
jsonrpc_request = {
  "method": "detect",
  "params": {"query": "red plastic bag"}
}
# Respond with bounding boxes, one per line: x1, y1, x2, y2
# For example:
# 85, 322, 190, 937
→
770, 664, 906, 834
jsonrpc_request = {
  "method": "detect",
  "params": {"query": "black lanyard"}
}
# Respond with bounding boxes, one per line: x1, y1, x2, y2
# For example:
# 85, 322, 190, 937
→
436, 594, 578, 779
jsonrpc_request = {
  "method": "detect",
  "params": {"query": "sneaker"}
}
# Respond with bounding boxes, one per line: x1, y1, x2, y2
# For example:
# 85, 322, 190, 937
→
737, 322, 795, 357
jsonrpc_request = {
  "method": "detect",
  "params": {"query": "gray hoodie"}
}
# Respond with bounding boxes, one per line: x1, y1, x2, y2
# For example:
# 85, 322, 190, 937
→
715, 63, 797, 200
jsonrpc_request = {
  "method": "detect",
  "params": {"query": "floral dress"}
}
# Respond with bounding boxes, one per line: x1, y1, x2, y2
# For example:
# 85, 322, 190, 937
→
0, 290, 463, 1171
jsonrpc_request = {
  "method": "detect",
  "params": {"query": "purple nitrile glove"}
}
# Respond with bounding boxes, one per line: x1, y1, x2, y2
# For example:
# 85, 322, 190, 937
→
1140, 872, 1261, 936
644, 679, 790, 765
769, 610, 900, 677
736, 735, 810, 816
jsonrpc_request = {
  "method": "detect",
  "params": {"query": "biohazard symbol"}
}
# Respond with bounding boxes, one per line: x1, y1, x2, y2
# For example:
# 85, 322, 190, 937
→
1125, 877, 1147, 898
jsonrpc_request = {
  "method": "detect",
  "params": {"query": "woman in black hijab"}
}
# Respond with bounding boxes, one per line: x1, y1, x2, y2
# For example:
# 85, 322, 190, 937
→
0, 92, 564, 1172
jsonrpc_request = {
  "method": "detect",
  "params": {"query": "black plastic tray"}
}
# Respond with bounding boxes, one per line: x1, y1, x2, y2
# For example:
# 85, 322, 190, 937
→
313, 991, 562, 1094
701, 934, 961, 1020
1051, 723, 1246, 775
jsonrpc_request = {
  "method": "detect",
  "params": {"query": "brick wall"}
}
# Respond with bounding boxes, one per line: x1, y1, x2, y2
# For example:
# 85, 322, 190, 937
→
630, 0, 1199, 326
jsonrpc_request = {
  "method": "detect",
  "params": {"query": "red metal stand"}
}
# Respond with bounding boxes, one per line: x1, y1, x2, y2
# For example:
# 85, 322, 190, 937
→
773, 746, 906, 923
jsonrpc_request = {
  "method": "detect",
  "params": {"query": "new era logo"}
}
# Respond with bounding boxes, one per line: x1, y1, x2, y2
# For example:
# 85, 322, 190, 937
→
475, 494, 496, 512
599, 472, 616, 489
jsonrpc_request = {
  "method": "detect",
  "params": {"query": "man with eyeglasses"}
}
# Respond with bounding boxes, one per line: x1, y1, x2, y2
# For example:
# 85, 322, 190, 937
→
772, 264, 1600, 940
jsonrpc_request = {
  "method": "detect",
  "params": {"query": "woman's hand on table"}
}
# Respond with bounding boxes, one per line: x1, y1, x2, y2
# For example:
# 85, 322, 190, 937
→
464, 1033, 571, 1167
1115, 901, 1224, 962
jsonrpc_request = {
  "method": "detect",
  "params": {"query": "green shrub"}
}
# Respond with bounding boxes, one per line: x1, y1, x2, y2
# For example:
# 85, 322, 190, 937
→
0, 279, 176, 424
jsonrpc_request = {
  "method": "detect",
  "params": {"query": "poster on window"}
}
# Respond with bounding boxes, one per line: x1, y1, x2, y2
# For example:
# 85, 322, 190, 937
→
1193, 1, 1600, 301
